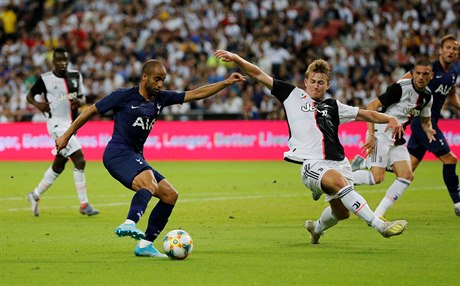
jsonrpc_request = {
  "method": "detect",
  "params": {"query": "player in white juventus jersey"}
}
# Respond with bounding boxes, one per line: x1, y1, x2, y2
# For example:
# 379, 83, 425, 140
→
26, 48, 99, 217
215, 50, 408, 244
352, 59, 435, 218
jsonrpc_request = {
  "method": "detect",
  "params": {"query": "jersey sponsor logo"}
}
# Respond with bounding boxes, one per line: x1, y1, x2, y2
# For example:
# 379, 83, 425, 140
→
403, 107, 421, 117
301, 102, 315, 112
434, 84, 452, 96
132, 117, 156, 130
57, 91, 78, 100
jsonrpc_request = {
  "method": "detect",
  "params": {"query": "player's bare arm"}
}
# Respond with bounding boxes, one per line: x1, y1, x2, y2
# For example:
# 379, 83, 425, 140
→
184, 72, 245, 102
214, 50, 274, 90
446, 89, 460, 112
356, 108, 402, 157
26, 92, 50, 114
421, 116, 436, 142
56, 104, 99, 152
355, 98, 383, 156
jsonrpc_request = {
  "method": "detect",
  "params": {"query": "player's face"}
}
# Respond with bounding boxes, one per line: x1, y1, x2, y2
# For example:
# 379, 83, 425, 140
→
144, 65, 167, 97
439, 39, 459, 64
412, 65, 432, 90
304, 72, 330, 100
53, 52, 69, 76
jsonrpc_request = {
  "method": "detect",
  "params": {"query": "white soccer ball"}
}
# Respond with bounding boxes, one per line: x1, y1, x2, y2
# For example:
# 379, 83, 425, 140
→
162, 229, 193, 260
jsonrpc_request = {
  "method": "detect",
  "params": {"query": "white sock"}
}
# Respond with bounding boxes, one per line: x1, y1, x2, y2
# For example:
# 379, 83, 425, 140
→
123, 219, 135, 225
33, 167, 59, 197
374, 177, 411, 217
74, 168, 88, 204
338, 185, 375, 224
353, 170, 375, 185
139, 239, 152, 248
315, 206, 339, 233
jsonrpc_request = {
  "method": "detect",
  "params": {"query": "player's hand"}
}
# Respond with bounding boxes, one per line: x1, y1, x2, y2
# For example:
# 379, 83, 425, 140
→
35, 102, 50, 114
361, 135, 375, 158
55, 135, 69, 153
385, 116, 403, 140
424, 128, 436, 143
225, 72, 246, 85
215, 50, 236, 62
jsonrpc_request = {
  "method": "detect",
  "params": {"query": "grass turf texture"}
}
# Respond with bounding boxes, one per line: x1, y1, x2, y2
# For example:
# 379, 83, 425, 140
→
0, 161, 458, 286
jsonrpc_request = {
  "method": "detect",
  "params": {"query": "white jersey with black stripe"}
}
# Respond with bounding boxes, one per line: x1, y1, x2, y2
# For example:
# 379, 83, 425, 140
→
31, 69, 86, 131
271, 79, 359, 162
374, 78, 432, 145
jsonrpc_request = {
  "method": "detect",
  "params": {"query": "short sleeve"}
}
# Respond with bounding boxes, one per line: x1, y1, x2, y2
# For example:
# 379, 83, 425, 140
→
337, 100, 359, 124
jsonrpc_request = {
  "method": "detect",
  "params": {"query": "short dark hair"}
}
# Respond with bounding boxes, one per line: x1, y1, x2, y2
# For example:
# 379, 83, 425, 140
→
53, 48, 67, 57
414, 58, 431, 67
142, 59, 163, 75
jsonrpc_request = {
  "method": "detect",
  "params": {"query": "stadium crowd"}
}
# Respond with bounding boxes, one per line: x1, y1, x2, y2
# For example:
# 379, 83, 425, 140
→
1, 0, 459, 122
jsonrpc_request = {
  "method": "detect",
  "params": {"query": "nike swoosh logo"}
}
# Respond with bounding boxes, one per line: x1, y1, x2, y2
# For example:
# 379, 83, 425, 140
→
436, 75, 442, 78
131, 105, 141, 109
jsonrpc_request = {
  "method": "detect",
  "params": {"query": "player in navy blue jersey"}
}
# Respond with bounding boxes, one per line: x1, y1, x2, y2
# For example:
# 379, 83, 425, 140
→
406, 35, 460, 216
56, 59, 245, 257
26, 48, 99, 217
215, 49, 408, 244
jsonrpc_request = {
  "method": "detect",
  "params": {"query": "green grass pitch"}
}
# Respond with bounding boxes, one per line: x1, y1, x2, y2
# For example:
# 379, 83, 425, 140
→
0, 161, 458, 285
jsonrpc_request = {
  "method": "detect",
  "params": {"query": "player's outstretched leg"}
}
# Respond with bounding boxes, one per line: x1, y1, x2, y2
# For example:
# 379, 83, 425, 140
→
134, 240, 167, 258
26, 192, 40, 217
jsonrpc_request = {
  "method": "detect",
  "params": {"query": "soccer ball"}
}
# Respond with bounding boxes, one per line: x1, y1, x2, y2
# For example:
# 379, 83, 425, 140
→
162, 229, 193, 260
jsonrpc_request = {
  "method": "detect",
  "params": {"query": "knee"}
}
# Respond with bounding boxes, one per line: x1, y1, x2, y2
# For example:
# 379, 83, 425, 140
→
373, 175, 384, 184
160, 184, 178, 205
73, 158, 86, 170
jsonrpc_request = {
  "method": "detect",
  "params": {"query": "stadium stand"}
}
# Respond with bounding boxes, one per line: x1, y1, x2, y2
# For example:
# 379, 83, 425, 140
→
0, 0, 459, 122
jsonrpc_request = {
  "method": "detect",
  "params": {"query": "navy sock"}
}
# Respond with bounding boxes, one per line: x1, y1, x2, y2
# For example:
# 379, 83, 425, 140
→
442, 164, 460, 203
145, 200, 175, 242
126, 189, 152, 223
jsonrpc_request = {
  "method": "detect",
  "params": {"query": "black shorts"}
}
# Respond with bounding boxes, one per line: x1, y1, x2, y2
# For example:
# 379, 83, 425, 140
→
407, 122, 450, 161
103, 143, 164, 190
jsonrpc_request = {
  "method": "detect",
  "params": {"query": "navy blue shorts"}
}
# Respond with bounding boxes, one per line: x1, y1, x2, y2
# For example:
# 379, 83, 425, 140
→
407, 122, 450, 161
103, 143, 165, 190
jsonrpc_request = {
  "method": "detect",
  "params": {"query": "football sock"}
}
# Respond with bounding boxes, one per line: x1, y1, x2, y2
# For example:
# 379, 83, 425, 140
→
374, 177, 411, 218
352, 170, 375, 185
338, 185, 375, 224
33, 166, 59, 197
139, 239, 152, 247
126, 189, 152, 223
73, 168, 88, 204
145, 200, 175, 242
315, 206, 339, 233
442, 164, 460, 203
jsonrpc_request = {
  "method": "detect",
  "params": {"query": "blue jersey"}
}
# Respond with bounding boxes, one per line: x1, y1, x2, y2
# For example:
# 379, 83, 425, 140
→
96, 87, 185, 153
412, 60, 459, 126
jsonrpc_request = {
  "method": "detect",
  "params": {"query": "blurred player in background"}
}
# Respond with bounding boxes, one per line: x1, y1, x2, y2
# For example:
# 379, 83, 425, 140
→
407, 34, 460, 216
351, 58, 435, 219
56, 59, 245, 257
26, 48, 99, 217
215, 49, 407, 244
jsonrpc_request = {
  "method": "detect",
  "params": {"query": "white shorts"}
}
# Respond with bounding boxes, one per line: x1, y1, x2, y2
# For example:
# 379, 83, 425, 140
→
366, 133, 410, 169
300, 158, 353, 202
48, 123, 81, 158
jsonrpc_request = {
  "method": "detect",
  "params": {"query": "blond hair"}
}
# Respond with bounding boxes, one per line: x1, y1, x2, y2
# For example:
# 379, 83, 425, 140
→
304, 59, 332, 82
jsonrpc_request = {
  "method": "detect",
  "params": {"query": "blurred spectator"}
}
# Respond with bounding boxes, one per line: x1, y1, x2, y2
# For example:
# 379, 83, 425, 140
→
0, 0, 459, 122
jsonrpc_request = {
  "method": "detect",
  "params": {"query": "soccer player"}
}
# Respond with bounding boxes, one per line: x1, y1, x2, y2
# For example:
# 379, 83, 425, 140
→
215, 50, 407, 244
351, 58, 435, 218
26, 48, 99, 217
408, 34, 460, 216
56, 59, 245, 257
